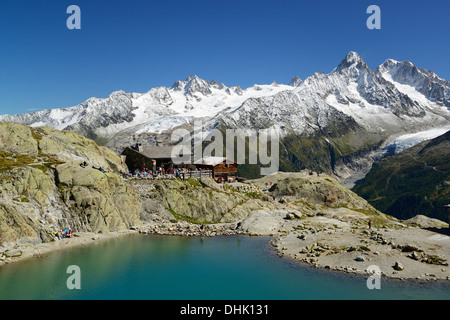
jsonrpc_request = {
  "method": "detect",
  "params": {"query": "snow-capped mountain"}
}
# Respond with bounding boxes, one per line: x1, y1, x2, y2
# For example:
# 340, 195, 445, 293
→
1, 51, 449, 179
0, 74, 294, 141
376, 59, 450, 108
204, 51, 449, 139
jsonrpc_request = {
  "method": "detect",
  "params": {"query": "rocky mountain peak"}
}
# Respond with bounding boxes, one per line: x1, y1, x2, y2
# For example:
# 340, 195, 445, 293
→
183, 75, 213, 97
171, 80, 185, 91
289, 75, 302, 87
334, 51, 371, 76
210, 79, 227, 90
376, 58, 450, 107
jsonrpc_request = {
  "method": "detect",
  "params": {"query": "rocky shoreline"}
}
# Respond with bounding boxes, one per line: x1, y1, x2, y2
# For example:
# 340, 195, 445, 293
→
2, 219, 449, 283
135, 222, 245, 237
271, 224, 450, 281
0, 230, 137, 267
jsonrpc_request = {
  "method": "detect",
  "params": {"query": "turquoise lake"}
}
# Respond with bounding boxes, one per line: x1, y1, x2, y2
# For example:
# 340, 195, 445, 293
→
0, 234, 449, 300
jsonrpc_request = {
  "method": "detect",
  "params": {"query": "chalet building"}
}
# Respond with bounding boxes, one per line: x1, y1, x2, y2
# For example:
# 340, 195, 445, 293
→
194, 157, 239, 182
121, 143, 191, 172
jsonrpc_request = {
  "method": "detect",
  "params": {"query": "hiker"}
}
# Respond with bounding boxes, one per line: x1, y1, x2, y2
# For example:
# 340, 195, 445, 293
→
80, 161, 87, 168
309, 169, 313, 176
368, 220, 372, 229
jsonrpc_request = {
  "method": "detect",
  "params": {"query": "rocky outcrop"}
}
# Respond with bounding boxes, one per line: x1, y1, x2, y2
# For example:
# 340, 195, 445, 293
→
129, 178, 276, 224
254, 171, 389, 218
240, 210, 284, 235
56, 162, 142, 233
405, 215, 449, 229
0, 166, 62, 246
35, 126, 128, 172
0, 122, 141, 249
0, 121, 39, 155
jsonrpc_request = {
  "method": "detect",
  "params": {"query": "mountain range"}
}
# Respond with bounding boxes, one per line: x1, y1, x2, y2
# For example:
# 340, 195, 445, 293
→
1, 51, 449, 181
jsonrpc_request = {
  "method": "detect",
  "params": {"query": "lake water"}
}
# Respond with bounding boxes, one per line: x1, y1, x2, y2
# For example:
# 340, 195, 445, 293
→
0, 234, 449, 300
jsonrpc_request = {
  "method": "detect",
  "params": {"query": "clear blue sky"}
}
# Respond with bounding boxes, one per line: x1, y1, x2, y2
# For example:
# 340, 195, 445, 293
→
0, 0, 449, 114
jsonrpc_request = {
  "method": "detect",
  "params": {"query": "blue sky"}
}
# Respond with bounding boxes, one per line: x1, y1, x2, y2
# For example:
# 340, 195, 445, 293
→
0, 0, 449, 114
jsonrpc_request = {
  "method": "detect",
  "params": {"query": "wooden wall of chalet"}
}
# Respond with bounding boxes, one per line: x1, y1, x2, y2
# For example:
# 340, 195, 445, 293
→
121, 147, 155, 172
213, 163, 239, 176
195, 162, 239, 178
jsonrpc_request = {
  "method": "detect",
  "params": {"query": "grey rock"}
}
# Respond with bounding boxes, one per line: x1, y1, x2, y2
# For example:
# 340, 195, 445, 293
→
4, 250, 22, 258
240, 210, 284, 236
393, 262, 404, 271
297, 234, 307, 240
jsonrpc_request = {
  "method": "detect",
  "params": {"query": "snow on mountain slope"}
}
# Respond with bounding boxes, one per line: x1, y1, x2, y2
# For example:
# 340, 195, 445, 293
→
376, 59, 450, 108
135, 116, 194, 135
0, 74, 295, 140
195, 52, 449, 153
1, 52, 449, 150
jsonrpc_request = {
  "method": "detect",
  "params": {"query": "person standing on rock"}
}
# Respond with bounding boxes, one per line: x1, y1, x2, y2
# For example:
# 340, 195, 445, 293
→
368, 220, 372, 229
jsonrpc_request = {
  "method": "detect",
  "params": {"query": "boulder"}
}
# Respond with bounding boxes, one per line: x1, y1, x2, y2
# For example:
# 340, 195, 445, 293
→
4, 249, 22, 258
401, 244, 421, 253
393, 262, 404, 271
240, 210, 284, 235
405, 215, 449, 229
0, 122, 38, 155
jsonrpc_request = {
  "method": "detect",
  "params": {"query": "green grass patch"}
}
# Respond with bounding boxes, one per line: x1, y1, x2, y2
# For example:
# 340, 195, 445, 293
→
186, 178, 202, 188
13, 196, 30, 203
0, 151, 36, 173
167, 208, 205, 225
30, 128, 44, 141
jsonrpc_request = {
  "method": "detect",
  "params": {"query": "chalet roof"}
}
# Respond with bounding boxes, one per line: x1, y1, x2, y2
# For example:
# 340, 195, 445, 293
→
139, 146, 191, 159
193, 157, 237, 166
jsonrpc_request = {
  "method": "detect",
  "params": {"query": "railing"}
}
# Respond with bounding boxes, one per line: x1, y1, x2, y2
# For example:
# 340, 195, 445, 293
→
185, 170, 212, 178
124, 170, 212, 180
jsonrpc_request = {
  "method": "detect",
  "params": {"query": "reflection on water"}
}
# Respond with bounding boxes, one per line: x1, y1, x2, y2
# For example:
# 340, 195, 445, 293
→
0, 234, 449, 300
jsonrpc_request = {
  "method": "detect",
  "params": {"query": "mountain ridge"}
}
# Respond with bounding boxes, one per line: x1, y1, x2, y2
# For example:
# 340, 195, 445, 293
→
1, 52, 449, 181
2, 51, 448, 141
352, 130, 450, 221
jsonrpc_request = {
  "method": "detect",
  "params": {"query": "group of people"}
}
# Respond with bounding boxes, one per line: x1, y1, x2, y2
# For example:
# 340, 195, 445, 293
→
53, 228, 74, 240
123, 167, 202, 180
309, 169, 321, 177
